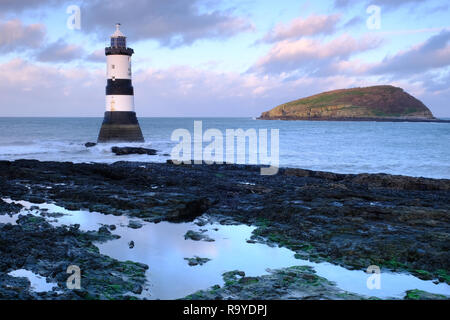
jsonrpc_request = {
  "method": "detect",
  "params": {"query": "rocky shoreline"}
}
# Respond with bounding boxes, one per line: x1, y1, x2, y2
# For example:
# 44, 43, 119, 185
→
184, 267, 366, 300
0, 214, 147, 299
257, 116, 450, 123
0, 159, 449, 299
184, 268, 448, 300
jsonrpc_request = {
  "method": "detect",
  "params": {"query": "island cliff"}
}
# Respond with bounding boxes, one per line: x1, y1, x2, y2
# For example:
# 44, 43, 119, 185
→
259, 85, 437, 121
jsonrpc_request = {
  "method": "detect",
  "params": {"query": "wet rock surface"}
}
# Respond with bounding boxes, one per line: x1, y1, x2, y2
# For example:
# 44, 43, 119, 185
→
184, 230, 215, 242
111, 146, 157, 156
0, 159, 449, 299
404, 289, 449, 300
127, 220, 143, 229
184, 256, 211, 266
0, 198, 23, 216
184, 266, 367, 300
84, 142, 96, 148
0, 214, 148, 300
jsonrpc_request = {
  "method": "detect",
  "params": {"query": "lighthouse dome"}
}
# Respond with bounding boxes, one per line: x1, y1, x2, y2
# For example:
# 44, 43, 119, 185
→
111, 23, 125, 37
110, 23, 126, 48
105, 23, 134, 55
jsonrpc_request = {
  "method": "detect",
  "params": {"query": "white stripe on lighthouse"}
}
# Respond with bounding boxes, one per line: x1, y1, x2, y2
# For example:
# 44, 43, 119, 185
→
105, 95, 134, 112
106, 55, 131, 80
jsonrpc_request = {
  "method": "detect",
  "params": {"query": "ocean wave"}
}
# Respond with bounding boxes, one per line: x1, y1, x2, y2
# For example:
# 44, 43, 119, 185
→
0, 118, 448, 178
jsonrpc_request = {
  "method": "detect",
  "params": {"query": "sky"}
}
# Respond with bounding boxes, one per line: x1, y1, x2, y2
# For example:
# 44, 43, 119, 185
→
0, 0, 449, 117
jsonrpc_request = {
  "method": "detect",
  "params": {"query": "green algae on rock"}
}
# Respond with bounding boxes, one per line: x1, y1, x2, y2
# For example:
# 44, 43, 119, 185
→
183, 266, 367, 300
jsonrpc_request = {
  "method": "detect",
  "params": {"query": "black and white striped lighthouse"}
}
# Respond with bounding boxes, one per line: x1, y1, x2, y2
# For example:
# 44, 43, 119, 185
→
97, 23, 144, 143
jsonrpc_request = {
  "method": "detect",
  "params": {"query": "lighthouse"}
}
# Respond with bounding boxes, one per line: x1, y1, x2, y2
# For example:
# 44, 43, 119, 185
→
97, 23, 144, 143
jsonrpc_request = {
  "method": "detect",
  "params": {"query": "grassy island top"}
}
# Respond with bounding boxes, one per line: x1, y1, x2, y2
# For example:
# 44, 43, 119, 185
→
259, 85, 435, 120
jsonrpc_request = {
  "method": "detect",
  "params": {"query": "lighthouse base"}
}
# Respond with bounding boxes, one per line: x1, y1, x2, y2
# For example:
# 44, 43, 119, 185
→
97, 111, 144, 143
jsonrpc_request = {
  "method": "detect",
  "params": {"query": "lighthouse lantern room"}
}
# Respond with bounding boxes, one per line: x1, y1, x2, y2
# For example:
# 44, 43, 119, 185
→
97, 23, 144, 143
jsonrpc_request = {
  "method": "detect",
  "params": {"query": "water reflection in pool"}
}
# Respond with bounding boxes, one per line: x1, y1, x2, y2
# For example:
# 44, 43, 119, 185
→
1, 198, 449, 299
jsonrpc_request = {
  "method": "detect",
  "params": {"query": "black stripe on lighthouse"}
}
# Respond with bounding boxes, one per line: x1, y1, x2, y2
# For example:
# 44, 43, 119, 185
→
106, 79, 134, 95
102, 111, 140, 125
105, 47, 134, 56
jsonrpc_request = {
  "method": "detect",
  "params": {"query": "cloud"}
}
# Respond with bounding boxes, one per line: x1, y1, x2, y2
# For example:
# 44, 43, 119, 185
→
250, 34, 382, 75
132, 66, 286, 116
334, 0, 424, 9
427, 70, 450, 93
341, 16, 364, 29
369, 0, 425, 8
1, 0, 253, 47
0, 57, 367, 117
0, 58, 285, 117
0, 19, 46, 53
79, 0, 254, 47
34, 39, 85, 62
0, 0, 58, 13
0, 57, 448, 117
0, 58, 104, 116
261, 14, 341, 43
369, 30, 450, 76
86, 49, 105, 63
426, 3, 449, 14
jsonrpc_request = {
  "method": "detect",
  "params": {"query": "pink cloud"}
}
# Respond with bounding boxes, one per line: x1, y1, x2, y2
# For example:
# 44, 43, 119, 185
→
0, 56, 447, 117
369, 30, 450, 76
251, 34, 382, 74
35, 39, 85, 62
0, 19, 45, 53
262, 14, 341, 43
0, 58, 103, 116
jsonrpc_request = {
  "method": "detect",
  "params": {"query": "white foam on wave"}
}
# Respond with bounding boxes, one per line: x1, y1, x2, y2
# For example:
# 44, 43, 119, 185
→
0, 118, 449, 178
0, 140, 172, 164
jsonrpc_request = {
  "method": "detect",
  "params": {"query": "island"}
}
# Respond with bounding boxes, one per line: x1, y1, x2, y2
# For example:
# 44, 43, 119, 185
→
258, 85, 448, 122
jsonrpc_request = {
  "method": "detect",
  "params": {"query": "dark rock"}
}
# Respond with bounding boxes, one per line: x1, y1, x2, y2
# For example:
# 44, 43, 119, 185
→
0, 199, 23, 215
128, 220, 143, 229
111, 146, 157, 156
184, 256, 211, 266
0, 215, 147, 300
128, 241, 135, 249
185, 266, 365, 300
98, 226, 111, 234
184, 230, 214, 242
85, 142, 96, 148
404, 289, 448, 300
69, 224, 80, 232
239, 276, 259, 284
0, 159, 449, 287
166, 198, 210, 222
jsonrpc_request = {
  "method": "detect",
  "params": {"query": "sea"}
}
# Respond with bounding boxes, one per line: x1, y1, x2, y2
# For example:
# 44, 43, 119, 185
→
0, 117, 449, 179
